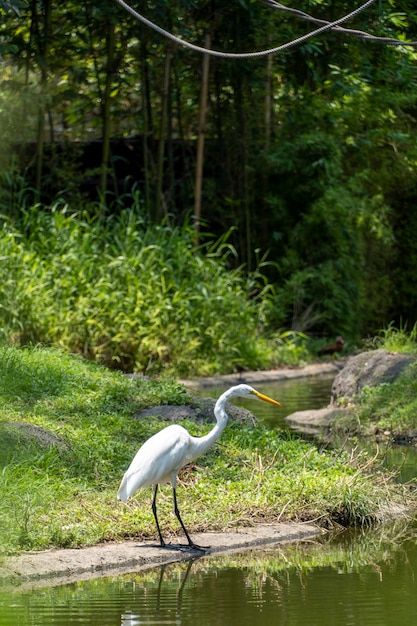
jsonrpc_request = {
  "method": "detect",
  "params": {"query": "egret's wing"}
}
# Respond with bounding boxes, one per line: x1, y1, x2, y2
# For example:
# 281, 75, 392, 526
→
117, 424, 190, 501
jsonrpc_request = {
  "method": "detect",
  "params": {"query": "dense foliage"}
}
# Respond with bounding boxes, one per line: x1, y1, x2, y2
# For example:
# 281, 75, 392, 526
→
0, 205, 286, 375
1, 0, 417, 344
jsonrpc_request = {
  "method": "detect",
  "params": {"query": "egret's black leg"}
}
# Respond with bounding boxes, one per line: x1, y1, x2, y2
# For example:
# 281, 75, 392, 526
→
172, 487, 209, 552
152, 484, 166, 547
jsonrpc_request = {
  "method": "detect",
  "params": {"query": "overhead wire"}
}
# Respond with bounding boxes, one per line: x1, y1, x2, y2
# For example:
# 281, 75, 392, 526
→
112, 0, 395, 59
262, 0, 417, 47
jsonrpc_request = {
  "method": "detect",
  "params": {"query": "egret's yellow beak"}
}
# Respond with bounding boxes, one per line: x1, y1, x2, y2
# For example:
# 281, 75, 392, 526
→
252, 390, 281, 407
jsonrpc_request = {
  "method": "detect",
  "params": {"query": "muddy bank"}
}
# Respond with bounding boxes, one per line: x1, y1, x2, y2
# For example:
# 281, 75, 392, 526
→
0, 523, 320, 589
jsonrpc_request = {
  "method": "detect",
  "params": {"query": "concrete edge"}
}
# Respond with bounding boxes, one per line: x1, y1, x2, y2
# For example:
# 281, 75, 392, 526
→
0, 522, 321, 589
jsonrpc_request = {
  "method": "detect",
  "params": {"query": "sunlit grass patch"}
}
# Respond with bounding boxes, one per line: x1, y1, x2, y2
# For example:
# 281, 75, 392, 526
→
0, 346, 413, 555
366, 322, 417, 355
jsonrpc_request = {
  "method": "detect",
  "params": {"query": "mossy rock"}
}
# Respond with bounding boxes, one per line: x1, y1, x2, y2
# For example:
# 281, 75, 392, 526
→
330, 350, 415, 404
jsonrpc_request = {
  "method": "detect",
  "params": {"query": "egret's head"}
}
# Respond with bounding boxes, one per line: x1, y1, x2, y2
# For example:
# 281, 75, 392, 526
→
230, 384, 281, 407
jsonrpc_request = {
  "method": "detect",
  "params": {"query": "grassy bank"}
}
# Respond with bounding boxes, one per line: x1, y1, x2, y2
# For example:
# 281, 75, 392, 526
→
347, 326, 417, 439
356, 363, 417, 439
0, 346, 413, 556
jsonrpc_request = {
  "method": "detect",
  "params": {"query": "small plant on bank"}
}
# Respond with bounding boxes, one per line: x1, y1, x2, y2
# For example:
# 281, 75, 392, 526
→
365, 322, 417, 355
356, 363, 417, 437
269, 330, 311, 367
349, 325, 417, 438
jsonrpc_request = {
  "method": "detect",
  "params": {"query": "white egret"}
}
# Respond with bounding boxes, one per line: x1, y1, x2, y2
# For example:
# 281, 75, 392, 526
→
117, 384, 281, 551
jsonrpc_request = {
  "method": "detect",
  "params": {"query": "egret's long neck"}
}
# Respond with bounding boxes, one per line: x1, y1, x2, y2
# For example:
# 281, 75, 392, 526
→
189, 393, 230, 460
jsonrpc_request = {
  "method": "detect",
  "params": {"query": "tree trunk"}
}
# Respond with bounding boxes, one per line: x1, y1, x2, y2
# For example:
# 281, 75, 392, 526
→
260, 52, 274, 246
100, 19, 116, 199
140, 37, 152, 218
233, 71, 250, 269
193, 32, 211, 240
264, 53, 273, 151
34, 0, 52, 201
154, 46, 172, 222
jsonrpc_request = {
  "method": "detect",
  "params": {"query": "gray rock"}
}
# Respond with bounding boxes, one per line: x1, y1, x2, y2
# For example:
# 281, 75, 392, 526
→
135, 396, 257, 426
1, 421, 69, 450
330, 349, 415, 404
285, 349, 415, 434
285, 407, 352, 434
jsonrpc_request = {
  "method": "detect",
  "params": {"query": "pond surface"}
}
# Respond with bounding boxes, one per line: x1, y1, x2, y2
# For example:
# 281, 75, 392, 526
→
1, 520, 417, 626
194, 374, 335, 429
1, 375, 417, 626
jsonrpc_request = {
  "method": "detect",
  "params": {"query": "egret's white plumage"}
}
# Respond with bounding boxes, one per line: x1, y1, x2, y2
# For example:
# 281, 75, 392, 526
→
117, 424, 193, 498
117, 384, 281, 551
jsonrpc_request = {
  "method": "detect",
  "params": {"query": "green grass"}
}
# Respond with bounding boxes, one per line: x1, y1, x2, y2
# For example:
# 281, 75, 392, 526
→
0, 200, 362, 378
351, 324, 417, 436
0, 345, 413, 556
356, 363, 417, 436
0, 203, 325, 377
365, 322, 417, 355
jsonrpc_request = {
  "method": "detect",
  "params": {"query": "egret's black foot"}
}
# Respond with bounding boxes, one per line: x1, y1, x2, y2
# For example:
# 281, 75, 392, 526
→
185, 542, 210, 553
160, 542, 210, 553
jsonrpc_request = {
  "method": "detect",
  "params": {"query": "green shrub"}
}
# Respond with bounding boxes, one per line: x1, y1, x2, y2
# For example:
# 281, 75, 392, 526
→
0, 205, 274, 376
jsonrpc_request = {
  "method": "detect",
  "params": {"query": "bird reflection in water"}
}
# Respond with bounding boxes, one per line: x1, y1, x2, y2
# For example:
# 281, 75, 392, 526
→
120, 557, 200, 625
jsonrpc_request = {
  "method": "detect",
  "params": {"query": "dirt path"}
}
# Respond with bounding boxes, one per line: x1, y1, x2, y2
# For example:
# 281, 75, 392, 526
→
0, 523, 320, 588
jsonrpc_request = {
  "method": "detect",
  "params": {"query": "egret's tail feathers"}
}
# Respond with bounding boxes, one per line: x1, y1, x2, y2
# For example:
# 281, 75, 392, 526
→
117, 474, 130, 501
117, 469, 148, 500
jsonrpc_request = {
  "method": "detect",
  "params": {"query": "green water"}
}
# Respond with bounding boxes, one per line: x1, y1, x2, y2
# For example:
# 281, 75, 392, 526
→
194, 374, 335, 427
1, 376, 417, 626
1, 520, 416, 625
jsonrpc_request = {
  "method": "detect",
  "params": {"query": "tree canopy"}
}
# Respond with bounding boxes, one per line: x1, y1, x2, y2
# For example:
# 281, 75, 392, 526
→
1, 0, 417, 341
